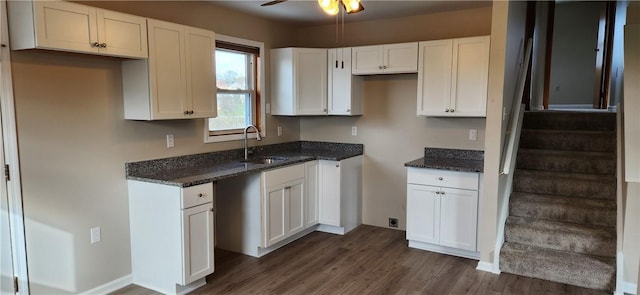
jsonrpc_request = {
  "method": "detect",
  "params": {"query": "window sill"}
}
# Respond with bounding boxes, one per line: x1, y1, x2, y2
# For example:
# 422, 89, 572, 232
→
204, 131, 265, 143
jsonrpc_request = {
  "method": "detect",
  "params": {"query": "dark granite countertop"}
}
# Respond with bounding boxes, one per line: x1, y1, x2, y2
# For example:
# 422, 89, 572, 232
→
404, 148, 484, 173
126, 141, 363, 187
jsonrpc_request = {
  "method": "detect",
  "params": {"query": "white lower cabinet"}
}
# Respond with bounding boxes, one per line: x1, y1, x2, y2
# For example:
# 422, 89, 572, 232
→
406, 168, 480, 259
316, 156, 363, 235
128, 181, 214, 294
263, 176, 305, 247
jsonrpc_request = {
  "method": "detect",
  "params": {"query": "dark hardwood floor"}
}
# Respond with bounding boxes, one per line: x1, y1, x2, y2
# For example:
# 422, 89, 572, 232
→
112, 225, 609, 295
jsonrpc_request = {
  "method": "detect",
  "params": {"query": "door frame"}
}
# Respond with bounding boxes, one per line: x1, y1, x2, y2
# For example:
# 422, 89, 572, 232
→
1, 0, 29, 293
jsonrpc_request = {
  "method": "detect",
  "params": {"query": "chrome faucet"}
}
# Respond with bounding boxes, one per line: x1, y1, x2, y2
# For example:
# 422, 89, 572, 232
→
244, 125, 262, 160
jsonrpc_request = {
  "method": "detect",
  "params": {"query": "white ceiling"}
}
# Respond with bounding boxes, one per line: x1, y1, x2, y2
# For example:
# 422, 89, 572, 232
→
209, 0, 492, 26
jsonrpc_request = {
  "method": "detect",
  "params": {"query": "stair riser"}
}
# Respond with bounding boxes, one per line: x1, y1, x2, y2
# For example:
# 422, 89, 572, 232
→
516, 154, 615, 175
523, 113, 616, 131
519, 131, 616, 152
509, 200, 616, 228
500, 246, 615, 291
513, 175, 616, 200
504, 223, 615, 258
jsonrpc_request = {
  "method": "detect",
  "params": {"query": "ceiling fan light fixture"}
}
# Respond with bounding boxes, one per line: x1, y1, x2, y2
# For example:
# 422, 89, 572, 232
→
318, 0, 339, 15
342, 0, 364, 14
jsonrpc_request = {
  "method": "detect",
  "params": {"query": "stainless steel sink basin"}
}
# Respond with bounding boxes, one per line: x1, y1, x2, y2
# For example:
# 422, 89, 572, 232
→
239, 156, 288, 165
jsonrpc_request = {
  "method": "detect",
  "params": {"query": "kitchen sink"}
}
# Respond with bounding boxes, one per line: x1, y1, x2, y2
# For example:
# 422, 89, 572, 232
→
239, 156, 289, 165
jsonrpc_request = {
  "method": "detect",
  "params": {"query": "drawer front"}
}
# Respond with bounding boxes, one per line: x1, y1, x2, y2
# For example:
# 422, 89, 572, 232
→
263, 164, 305, 186
407, 168, 479, 190
182, 182, 214, 209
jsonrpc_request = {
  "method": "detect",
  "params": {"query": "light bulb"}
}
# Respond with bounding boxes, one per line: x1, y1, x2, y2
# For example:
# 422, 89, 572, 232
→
341, 0, 364, 14
319, 0, 339, 15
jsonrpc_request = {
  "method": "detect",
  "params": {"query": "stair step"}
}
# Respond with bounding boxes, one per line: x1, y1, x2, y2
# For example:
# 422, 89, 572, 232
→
516, 149, 616, 175
523, 111, 616, 131
500, 242, 616, 291
519, 129, 616, 152
513, 169, 616, 200
509, 192, 616, 227
505, 216, 616, 258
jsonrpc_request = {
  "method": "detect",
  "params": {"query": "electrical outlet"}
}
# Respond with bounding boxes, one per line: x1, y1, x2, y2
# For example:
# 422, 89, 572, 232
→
388, 218, 398, 228
468, 129, 478, 141
166, 134, 174, 148
351, 126, 357, 136
277, 126, 282, 137
90, 227, 101, 244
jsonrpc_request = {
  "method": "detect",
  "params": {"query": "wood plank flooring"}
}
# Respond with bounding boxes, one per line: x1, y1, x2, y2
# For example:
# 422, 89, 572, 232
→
112, 225, 609, 295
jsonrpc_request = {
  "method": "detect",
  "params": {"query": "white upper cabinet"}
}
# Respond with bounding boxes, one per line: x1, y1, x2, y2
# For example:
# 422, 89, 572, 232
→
417, 36, 490, 117
328, 48, 363, 116
8, 0, 147, 58
271, 48, 328, 116
352, 42, 418, 75
122, 19, 217, 120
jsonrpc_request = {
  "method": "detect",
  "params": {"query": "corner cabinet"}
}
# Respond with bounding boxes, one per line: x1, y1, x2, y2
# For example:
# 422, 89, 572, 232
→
328, 48, 363, 116
7, 0, 148, 58
352, 42, 418, 75
271, 48, 328, 116
406, 168, 480, 259
417, 36, 490, 117
122, 19, 217, 120
128, 181, 215, 295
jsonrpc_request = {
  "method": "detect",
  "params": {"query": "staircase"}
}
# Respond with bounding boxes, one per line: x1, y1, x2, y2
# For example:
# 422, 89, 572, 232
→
499, 111, 617, 291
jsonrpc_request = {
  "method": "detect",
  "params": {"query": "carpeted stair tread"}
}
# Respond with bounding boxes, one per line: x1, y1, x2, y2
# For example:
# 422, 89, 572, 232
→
500, 242, 616, 291
522, 111, 616, 131
513, 169, 616, 200
516, 149, 616, 175
509, 192, 616, 227
519, 129, 616, 152
505, 216, 616, 258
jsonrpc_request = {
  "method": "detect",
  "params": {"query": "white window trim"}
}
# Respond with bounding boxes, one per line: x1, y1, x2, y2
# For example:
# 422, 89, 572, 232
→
204, 34, 266, 143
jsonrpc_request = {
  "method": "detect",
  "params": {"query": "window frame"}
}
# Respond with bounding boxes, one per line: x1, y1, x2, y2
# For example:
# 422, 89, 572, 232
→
204, 34, 266, 143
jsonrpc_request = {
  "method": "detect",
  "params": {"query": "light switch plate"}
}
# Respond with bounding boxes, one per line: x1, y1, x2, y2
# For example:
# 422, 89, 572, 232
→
469, 129, 478, 141
166, 134, 174, 148
351, 126, 357, 136
91, 227, 101, 244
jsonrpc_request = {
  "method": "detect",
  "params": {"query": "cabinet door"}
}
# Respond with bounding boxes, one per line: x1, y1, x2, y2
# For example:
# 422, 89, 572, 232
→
406, 184, 440, 244
417, 40, 453, 116
96, 9, 148, 58
34, 1, 98, 53
305, 161, 320, 228
352, 45, 383, 75
294, 48, 327, 115
329, 48, 361, 115
185, 27, 217, 118
263, 185, 287, 247
439, 187, 478, 251
450, 36, 490, 117
287, 180, 305, 236
319, 160, 341, 226
181, 203, 215, 285
147, 19, 188, 119
384, 43, 418, 74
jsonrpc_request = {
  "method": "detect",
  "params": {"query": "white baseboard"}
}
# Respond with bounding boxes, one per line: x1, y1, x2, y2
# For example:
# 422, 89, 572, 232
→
620, 281, 637, 295
476, 261, 500, 274
548, 104, 593, 110
78, 274, 133, 295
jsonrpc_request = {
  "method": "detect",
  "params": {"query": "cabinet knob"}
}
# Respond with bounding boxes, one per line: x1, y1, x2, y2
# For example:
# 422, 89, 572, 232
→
438, 177, 443, 181
450, 109, 454, 113
100, 43, 107, 48
378, 66, 383, 70
324, 109, 327, 112
441, 191, 446, 195
190, 110, 194, 115
435, 191, 441, 195
445, 109, 450, 113
198, 193, 205, 198
91, 42, 100, 48
346, 109, 350, 112
336, 164, 340, 168
184, 111, 190, 115
383, 65, 388, 69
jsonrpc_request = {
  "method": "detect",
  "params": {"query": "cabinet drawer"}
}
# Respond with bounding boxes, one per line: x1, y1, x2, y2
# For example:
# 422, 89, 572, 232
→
407, 168, 478, 190
182, 183, 213, 209
263, 164, 305, 186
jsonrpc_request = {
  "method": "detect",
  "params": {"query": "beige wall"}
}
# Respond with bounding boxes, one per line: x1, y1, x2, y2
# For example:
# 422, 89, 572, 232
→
297, 6, 492, 229
11, 1, 299, 293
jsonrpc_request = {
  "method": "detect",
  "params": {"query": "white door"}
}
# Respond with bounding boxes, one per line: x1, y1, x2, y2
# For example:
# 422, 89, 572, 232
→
417, 40, 453, 116
384, 43, 418, 74
96, 9, 148, 58
34, 1, 98, 54
294, 48, 327, 115
450, 36, 490, 117
263, 185, 287, 247
406, 184, 440, 244
286, 180, 305, 236
148, 19, 187, 119
181, 203, 214, 285
318, 161, 341, 226
352, 45, 382, 74
185, 27, 217, 118
438, 187, 478, 251
304, 161, 319, 228
328, 48, 353, 115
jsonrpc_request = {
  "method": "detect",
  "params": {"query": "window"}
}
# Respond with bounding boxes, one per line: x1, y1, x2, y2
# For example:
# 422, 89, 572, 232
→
205, 35, 265, 143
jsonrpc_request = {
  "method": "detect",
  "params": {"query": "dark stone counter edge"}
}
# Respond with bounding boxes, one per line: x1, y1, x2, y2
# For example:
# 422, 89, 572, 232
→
404, 157, 484, 173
